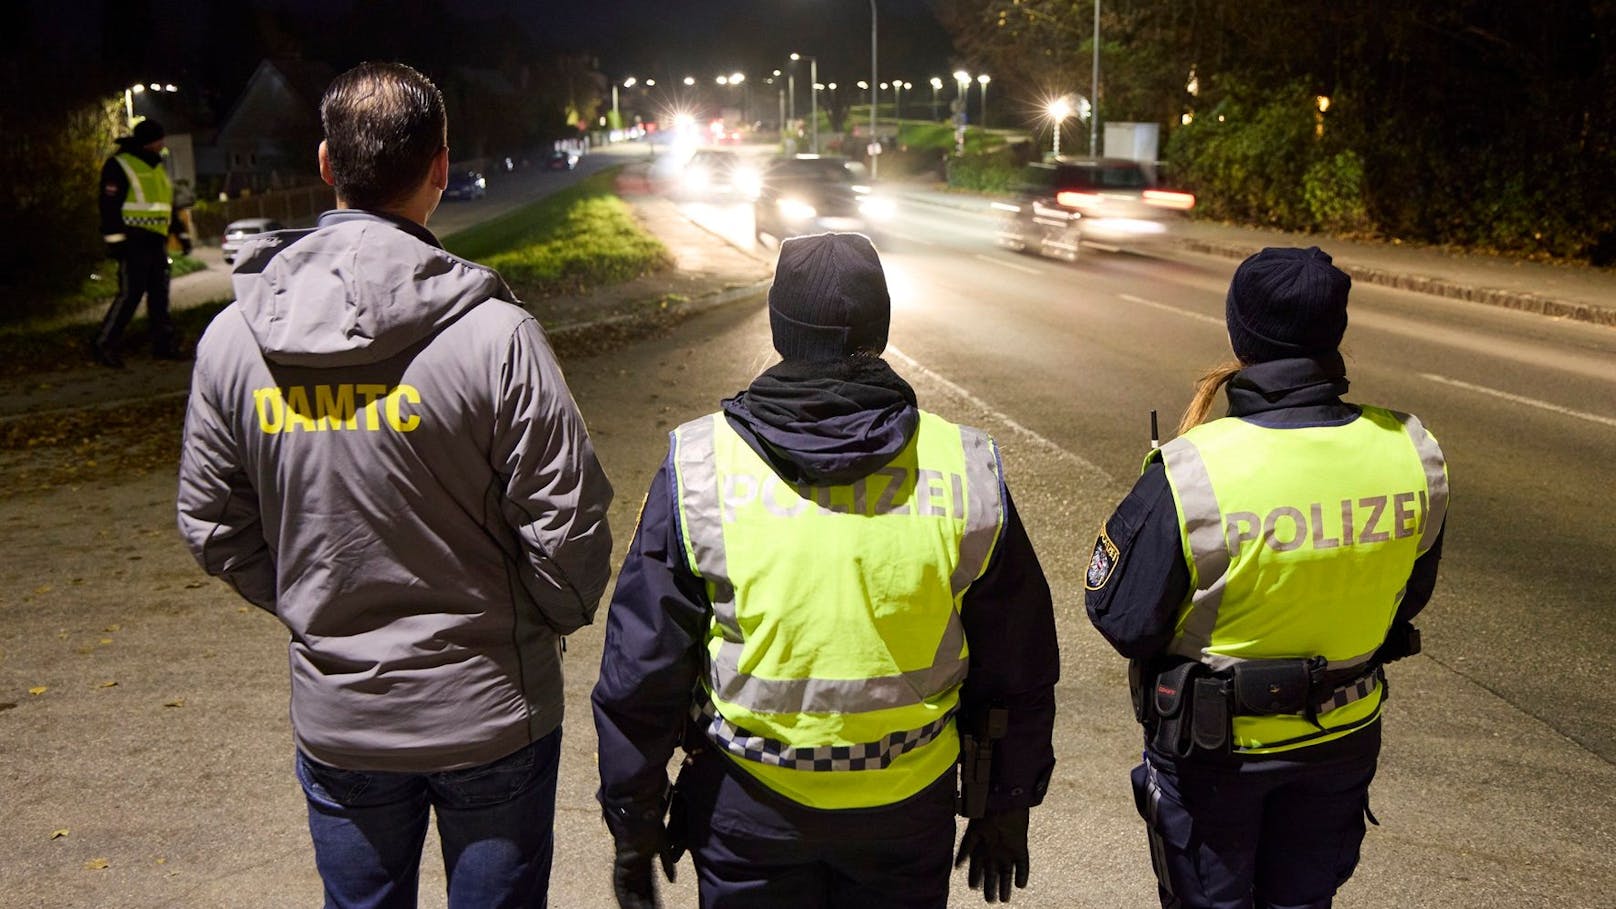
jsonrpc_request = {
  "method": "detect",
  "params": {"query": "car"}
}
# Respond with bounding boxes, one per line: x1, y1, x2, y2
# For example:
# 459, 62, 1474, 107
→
752, 154, 897, 247
673, 149, 749, 202
995, 157, 1195, 261
221, 217, 285, 265
545, 150, 579, 170
444, 170, 486, 200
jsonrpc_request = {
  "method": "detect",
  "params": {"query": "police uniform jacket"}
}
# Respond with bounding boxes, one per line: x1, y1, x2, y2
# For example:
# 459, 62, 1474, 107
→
1085, 355, 1446, 761
593, 356, 1059, 834
177, 209, 614, 773
100, 140, 179, 246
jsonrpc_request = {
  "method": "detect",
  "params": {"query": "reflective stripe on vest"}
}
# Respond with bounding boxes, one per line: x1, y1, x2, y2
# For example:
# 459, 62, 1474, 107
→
671, 410, 1006, 808
1157, 406, 1447, 754
115, 153, 173, 237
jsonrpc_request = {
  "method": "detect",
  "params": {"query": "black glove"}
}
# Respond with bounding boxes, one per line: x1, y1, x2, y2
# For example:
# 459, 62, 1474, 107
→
954, 806, 1031, 903
608, 791, 687, 909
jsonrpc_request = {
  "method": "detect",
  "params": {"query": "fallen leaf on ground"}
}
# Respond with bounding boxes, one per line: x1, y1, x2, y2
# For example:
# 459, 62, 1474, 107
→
33, 584, 52, 595
163, 698, 185, 708
184, 581, 205, 589
97, 680, 118, 689
50, 829, 69, 840
99, 638, 114, 645
28, 686, 47, 696
84, 858, 108, 871
103, 624, 121, 633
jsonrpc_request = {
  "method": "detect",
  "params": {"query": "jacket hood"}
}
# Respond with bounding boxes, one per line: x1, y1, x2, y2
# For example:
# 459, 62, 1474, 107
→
721, 357, 918, 485
229, 210, 515, 367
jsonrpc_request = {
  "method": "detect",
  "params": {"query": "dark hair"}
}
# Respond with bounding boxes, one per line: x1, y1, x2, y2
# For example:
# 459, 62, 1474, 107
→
320, 62, 446, 210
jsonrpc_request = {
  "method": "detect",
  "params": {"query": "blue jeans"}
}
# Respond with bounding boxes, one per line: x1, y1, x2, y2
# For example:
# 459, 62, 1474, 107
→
295, 729, 561, 909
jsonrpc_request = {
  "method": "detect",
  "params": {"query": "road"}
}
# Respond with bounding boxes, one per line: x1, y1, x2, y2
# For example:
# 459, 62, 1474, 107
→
616, 189, 1616, 906
4, 146, 1613, 907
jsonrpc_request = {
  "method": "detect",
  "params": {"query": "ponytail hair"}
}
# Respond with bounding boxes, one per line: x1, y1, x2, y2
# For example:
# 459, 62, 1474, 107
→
1176, 361, 1245, 436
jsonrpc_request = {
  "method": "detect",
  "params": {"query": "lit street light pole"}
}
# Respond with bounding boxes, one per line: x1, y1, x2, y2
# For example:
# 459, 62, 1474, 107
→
869, 0, 879, 178
1047, 97, 1072, 159
977, 73, 990, 130
1091, 0, 1101, 155
952, 70, 970, 154
792, 53, 819, 154
930, 76, 942, 121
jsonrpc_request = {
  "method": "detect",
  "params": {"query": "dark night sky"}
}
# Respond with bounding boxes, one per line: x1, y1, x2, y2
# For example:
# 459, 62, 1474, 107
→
25, 0, 961, 106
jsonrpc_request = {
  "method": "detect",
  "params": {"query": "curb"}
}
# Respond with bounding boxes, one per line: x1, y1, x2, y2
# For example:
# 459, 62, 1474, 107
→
896, 190, 1616, 327
546, 277, 772, 346
1174, 239, 1616, 328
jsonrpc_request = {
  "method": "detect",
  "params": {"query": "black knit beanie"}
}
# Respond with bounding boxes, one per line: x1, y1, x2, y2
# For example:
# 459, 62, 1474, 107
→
768, 232, 891, 361
1225, 246, 1351, 363
130, 119, 166, 146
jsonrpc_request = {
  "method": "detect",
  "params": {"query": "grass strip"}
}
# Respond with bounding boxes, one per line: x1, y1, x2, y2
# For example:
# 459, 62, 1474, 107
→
443, 167, 671, 298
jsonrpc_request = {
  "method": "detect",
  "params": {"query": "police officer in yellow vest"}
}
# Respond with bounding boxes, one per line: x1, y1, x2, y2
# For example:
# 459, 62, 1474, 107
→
593, 232, 1059, 908
95, 118, 185, 368
1085, 247, 1449, 909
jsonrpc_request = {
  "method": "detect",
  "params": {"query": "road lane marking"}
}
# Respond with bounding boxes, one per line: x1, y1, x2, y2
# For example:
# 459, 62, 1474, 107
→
886, 231, 935, 246
1419, 373, 1616, 428
887, 345, 1115, 484
972, 254, 1045, 276
1118, 293, 1224, 326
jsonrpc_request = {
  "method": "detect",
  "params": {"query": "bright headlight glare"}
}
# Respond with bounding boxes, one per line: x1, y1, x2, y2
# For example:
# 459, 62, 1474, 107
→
778, 198, 817, 221
858, 196, 897, 220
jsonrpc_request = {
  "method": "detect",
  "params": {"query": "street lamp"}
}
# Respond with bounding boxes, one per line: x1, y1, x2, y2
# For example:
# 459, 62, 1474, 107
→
792, 53, 818, 153
930, 76, 942, 121
977, 74, 990, 129
869, 0, 879, 177
952, 71, 970, 153
124, 81, 176, 129
1047, 97, 1073, 158
612, 76, 636, 125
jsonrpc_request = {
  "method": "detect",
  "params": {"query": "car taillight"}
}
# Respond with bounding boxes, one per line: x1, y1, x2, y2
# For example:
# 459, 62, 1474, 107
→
1056, 191, 1103, 208
1144, 189, 1196, 210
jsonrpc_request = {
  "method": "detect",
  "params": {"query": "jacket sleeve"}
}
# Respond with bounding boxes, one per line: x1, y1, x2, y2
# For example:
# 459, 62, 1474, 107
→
99, 156, 128, 240
959, 487, 1060, 814
492, 318, 614, 634
1084, 462, 1191, 660
591, 455, 711, 834
175, 347, 277, 613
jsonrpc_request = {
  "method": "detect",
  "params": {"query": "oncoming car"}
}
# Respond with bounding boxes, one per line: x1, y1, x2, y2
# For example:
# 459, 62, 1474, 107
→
995, 158, 1194, 261
444, 170, 486, 201
221, 218, 285, 265
752, 154, 896, 247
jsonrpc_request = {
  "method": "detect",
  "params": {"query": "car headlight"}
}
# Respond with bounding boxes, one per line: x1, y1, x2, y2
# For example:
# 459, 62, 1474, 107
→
777, 198, 817, 222
857, 196, 897, 221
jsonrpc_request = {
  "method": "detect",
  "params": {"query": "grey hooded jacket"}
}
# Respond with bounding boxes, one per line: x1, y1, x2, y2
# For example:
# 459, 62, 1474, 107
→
177, 210, 614, 772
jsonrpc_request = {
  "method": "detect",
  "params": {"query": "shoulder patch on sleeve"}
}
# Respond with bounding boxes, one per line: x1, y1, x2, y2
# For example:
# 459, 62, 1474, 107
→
1085, 527, 1120, 591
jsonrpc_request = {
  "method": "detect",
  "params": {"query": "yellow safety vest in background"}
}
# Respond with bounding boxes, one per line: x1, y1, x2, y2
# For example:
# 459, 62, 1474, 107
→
114, 152, 173, 237
671, 410, 1006, 809
1155, 406, 1448, 753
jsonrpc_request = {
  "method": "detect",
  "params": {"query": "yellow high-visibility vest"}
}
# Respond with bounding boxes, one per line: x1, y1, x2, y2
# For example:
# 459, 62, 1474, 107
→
1154, 406, 1448, 753
114, 153, 173, 237
671, 410, 1006, 808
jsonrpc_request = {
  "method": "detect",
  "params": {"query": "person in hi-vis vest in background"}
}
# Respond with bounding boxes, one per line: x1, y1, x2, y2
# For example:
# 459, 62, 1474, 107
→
95, 118, 185, 367
1086, 246, 1449, 909
593, 232, 1059, 908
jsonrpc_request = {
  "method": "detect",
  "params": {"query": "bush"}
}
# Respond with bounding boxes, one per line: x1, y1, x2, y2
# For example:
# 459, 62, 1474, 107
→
1303, 151, 1371, 235
1, 98, 124, 325
945, 148, 1023, 194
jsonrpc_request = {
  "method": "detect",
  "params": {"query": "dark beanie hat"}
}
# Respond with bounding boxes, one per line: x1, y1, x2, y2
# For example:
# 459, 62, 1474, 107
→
1225, 246, 1351, 363
130, 119, 166, 145
768, 232, 891, 361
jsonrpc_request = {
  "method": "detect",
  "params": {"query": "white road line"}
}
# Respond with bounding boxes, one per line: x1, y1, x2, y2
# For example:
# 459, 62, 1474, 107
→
972, 254, 1045, 276
1420, 373, 1616, 428
887, 231, 935, 246
887, 345, 1115, 483
1118, 293, 1224, 326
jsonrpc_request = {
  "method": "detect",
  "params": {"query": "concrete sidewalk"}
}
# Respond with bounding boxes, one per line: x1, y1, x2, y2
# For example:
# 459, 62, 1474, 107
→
895, 183, 1616, 326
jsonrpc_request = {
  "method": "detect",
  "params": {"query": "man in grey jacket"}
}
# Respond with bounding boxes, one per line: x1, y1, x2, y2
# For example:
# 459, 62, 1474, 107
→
176, 62, 613, 909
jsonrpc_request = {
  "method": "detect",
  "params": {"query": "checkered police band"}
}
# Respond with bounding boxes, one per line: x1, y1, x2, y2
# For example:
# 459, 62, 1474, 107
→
692, 691, 957, 772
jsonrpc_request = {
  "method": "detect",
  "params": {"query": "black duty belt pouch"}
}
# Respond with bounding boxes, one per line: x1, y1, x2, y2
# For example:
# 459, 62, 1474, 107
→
1230, 660, 1314, 716
1191, 677, 1230, 752
1150, 662, 1199, 757
1129, 659, 1150, 724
